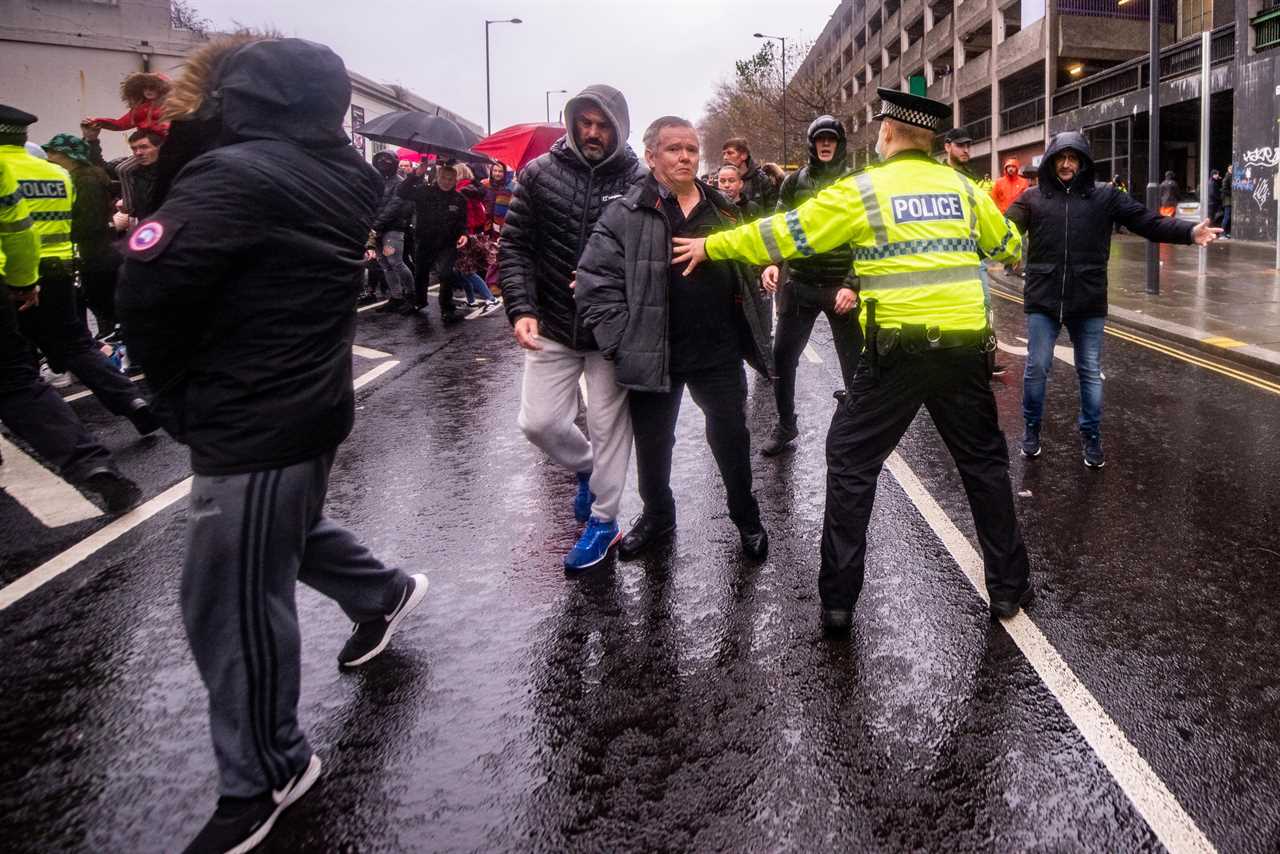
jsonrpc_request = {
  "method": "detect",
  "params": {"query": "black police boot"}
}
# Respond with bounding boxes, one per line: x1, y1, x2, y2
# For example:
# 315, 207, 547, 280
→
760, 421, 798, 457
821, 608, 853, 636
989, 583, 1035, 620
127, 399, 161, 437
738, 523, 769, 560
619, 513, 676, 561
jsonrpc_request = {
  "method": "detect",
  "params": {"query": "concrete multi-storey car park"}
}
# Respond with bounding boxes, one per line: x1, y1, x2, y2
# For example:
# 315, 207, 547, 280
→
797, 0, 1279, 242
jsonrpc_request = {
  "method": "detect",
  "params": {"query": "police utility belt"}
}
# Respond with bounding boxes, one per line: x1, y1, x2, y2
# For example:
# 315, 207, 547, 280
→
869, 323, 995, 356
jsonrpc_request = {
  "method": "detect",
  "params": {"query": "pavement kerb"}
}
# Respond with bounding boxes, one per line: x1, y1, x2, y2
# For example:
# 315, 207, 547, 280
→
987, 269, 1280, 379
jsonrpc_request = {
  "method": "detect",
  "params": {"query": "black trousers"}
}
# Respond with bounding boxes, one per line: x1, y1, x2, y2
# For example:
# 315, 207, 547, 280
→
17, 262, 142, 417
820, 346, 1030, 610
80, 254, 122, 336
773, 282, 862, 426
414, 246, 459, 316
0, 294, 113, 479
629, 360, 760, 529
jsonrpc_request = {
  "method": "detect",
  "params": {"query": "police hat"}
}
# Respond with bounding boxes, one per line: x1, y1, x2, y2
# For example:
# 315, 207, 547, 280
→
0, 105, 38, 135
941, 127, 973, 145
872, 89, 951, 133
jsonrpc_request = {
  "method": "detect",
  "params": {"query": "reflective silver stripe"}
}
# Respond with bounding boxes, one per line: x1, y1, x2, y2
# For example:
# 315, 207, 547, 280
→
993, 226, 1014, 257
31, 210, 73, 222
860, 265, 982, 291
854, 172, 887, 245
40, 232, 71, 245
0, 216, 33, 233
957, 174, 980, 244
784, 209, 815, 257
757, 217, 783, 263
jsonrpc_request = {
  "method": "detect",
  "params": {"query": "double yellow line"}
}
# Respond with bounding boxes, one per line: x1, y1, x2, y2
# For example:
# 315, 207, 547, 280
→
991, 288, 1280, 397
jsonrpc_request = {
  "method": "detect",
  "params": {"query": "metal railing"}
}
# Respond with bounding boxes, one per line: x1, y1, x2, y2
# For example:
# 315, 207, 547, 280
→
1000, 96, 1045, 134
962, 115, 992, 142
1051, 22, 1235, 116
1255, 5, 1280, 52
1057, 0, 1175, 22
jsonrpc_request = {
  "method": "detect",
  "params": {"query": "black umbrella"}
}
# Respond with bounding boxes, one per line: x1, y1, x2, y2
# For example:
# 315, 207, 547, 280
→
354, 111, 476, 161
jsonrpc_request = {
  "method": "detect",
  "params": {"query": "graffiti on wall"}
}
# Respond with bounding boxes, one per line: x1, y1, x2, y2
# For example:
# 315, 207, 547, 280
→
1232, 145, 1279, 211
1256, 179, 1272, 212
1242, 146, 1279, 169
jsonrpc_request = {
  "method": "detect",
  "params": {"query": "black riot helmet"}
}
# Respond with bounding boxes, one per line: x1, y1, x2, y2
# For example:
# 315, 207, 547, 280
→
806, 115, 847, 173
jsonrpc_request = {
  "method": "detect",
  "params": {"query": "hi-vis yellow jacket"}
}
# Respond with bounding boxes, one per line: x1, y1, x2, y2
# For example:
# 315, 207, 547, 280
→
705, 150, 1022, 332
0, 160, 40, 287
0, 145, 75, 262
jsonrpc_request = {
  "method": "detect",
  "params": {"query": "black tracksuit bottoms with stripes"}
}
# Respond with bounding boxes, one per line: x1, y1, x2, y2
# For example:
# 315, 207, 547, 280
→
181, 452, 410, 798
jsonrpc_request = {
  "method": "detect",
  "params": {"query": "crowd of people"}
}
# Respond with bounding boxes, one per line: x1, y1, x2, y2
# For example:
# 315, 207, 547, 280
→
0, 31, 1228, 854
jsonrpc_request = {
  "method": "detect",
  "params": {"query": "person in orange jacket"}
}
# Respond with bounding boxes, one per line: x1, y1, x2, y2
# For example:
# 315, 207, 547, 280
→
991, 156, 1029, 213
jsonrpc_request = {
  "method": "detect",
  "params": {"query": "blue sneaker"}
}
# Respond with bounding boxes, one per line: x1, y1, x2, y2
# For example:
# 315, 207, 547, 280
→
573, 471, 595, 523
564, 518, 621, 571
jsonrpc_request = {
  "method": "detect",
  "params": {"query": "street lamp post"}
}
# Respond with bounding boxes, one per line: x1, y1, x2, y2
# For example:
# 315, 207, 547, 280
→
485, 17, 523, 135
1145, 1, 1161, 294
546, 88, 567, 124
754, 32, 787, 168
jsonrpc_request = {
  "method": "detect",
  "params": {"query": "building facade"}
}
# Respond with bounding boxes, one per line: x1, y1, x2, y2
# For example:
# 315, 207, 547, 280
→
1, 0, 481, 163
796, 0, 1279, 242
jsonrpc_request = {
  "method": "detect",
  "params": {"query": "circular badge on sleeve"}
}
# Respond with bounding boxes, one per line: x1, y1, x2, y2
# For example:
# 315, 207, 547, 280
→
129, 221, 164, 252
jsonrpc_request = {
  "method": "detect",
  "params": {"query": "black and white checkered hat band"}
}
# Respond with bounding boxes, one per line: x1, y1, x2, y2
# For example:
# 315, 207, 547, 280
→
874, 104, 945, 132
0, 123, 29, 133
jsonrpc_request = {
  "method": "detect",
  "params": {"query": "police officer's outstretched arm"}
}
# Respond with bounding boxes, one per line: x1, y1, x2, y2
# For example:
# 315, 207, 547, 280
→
972, 183, 1023, 266
675, 177, 870, 273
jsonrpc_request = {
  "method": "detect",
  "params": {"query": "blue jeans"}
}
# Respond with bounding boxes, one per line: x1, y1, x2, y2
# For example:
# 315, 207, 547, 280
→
1022, 313, 1105, 435
461, 272, 494, 303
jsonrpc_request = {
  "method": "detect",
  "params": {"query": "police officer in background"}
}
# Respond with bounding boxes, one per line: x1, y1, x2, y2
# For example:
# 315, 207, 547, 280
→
673, 89, 1033, 634
759, 115, 862, 457
0, 105, 159, 436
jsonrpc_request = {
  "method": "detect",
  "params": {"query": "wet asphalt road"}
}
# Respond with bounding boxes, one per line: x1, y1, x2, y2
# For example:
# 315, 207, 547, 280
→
1, 291, 1278, 853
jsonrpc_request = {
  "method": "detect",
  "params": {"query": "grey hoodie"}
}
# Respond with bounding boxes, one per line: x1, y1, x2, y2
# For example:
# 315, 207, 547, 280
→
562, 84, 633, 170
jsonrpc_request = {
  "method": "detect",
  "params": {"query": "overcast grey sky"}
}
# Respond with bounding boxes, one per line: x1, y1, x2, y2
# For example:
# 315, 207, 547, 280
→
195, 0, 838, 154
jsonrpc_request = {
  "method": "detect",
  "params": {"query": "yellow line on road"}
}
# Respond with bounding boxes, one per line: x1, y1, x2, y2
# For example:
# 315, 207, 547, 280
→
991, 288, 1280, 397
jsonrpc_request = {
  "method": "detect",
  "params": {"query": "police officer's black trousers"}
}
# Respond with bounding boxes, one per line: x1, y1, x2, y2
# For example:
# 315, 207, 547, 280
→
772, 283, 862, 427
17, 263, 141, 417
629, 361, 761, 529
820, 346, 1030, 611
0, 295, 113, 480
413, 246, 460, 317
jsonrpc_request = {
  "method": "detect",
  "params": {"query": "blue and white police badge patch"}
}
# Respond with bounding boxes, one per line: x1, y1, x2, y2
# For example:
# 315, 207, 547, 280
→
890, 193, 965, 223
126, 218, 182, 262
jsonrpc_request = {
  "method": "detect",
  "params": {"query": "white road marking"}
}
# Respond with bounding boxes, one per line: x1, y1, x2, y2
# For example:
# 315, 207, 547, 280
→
885, 452, 1216, 854
62, 373, 145, 403
353, 360, 399, 390
357, 300, 388, 313
351, 344, 391, 360
0, 437, 101, 527
0, 359, 402, 612
803, 344, 823, 364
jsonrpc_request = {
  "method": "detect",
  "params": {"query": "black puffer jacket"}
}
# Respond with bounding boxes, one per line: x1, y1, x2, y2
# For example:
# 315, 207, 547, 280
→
119, 37, 382, 475
1005, 131, 1194, 320
776, 116, 856, 289
500, 84, 646, 350
741, 156, 780, 211
574, 176, 772, 392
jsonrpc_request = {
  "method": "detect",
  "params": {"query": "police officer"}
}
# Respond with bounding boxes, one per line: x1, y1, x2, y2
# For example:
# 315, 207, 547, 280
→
0, 156, 141, 510
759, 115, 862, 457
673, 89, 1033, 633
0, 105, 158, 436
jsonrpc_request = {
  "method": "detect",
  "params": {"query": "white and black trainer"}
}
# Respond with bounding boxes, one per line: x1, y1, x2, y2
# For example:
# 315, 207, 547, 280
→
337, 573, 429, 668
182, 753, 322, 854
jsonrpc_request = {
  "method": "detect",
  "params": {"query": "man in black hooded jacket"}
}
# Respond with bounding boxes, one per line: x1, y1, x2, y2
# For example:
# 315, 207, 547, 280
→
1005, 131, 1219, 468
118, 36, 428, 854
759, 116, 862, 457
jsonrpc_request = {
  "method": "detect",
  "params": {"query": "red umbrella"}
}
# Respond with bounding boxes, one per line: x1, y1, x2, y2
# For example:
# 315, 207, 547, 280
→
472, 122, 566, 172
395, 147, 423, 163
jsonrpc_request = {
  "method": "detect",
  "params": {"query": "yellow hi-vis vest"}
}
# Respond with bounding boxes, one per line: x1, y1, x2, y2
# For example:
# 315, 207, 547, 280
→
0, 145, 75, 262
706, 150, 1022, 333
0, 160, 40, 287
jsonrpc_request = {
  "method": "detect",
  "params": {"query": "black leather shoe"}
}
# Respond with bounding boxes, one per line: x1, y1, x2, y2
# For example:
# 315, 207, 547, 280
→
128, 399, 161, 436
821, 608, 852, 635
739, 524, 769, 560
619, 514, 676, 560
989, 584, 1035, 620
80, 467, 142, 513
760, 423, 798, 457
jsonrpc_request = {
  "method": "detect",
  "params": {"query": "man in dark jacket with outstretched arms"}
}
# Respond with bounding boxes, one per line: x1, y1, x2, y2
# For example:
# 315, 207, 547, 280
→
575, 116, 772, 563
499, 84, 646, 571
118, 36, 428, 854
1005, 131, 1220, 468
